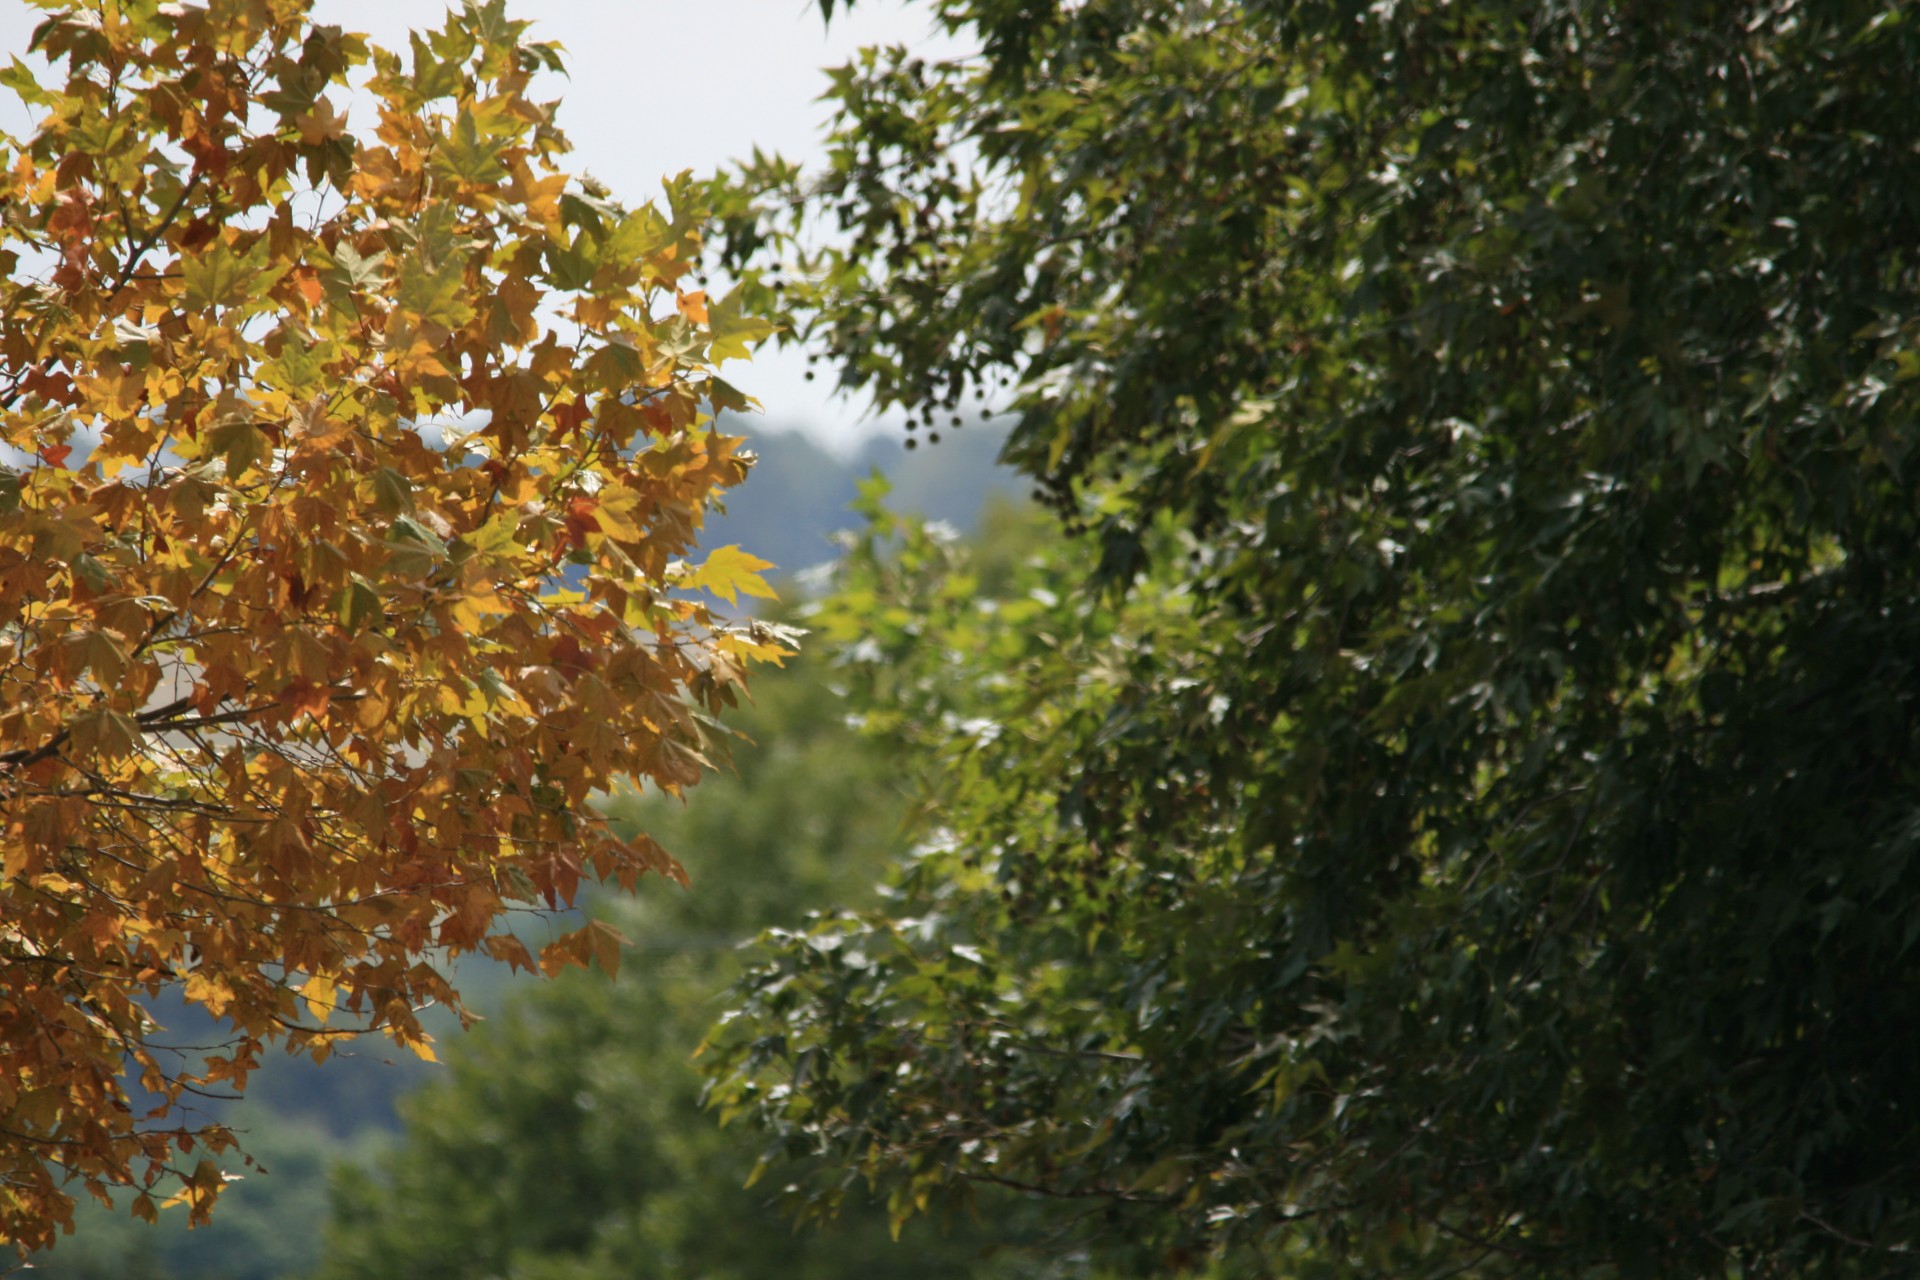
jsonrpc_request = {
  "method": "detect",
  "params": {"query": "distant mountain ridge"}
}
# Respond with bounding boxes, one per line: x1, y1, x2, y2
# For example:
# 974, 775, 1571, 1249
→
703, 417, 1024, 579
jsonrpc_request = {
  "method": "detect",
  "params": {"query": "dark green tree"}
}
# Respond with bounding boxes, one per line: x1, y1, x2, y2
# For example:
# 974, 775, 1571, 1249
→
701, 2, 1920, 1277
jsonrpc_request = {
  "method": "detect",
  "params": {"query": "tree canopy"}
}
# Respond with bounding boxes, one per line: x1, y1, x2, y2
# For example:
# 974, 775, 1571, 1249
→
0, 0, 775, 1254
702, 1, 1920, 1276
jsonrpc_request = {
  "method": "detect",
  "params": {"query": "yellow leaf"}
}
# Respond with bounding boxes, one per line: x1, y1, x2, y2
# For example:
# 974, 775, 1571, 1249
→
183, 972, 235, 1018
295, 96, 347, 145
684, 545, 777, 606
467, 512, 522, 558
595, 483, 648, 545
451, 582, 510, 633
302, 973, 336, 1026
158, 1186, 199, 1212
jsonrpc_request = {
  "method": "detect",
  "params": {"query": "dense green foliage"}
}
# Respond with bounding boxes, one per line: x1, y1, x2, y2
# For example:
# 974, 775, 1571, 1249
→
314, 618, 1064, 1280
701, 2, 1920, 1276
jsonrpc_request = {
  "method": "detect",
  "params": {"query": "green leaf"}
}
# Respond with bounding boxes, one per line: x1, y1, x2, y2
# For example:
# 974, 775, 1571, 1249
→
389, 514, 448, 559
338, 574, 385, 632
261, 338, 329, 396
707, 286, 777, 363
394, 247, 473, 331
429, 106, 510, 188
0, 56, 51, 106
68, 552, 111, 593
325, 242, 388, 294
370, 467, 413, 516
182, 239, 269, 311
205, 419, 271, 476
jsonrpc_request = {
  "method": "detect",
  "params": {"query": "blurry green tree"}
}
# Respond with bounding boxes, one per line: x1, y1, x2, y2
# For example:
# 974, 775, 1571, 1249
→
315, 573, 1072, 1280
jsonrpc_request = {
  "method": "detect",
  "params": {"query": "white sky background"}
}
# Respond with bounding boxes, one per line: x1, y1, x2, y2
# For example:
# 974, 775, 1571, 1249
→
0, 0, 959, 453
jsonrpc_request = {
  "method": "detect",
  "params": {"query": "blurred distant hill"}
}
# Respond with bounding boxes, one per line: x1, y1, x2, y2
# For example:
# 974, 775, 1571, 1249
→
704, 417, 1024, 579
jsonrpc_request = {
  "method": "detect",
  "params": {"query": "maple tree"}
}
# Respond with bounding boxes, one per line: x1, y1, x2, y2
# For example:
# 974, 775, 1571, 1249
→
0, 0, 778, 1256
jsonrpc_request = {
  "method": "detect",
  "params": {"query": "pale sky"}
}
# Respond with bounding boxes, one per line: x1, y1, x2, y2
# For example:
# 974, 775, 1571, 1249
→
0, 0, 958, 451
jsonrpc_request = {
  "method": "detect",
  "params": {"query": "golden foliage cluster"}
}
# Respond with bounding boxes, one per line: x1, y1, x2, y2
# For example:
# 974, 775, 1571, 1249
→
0, 0, 780, 1253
